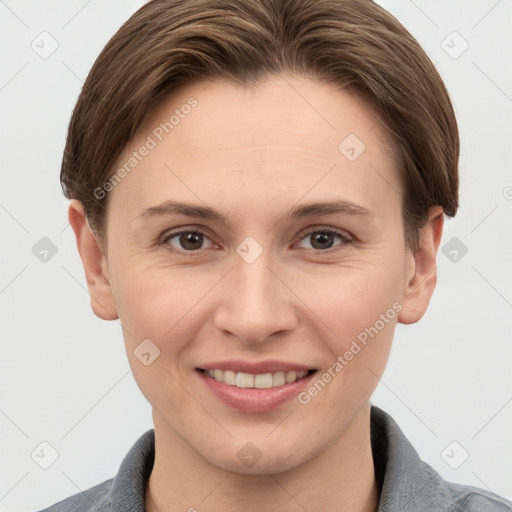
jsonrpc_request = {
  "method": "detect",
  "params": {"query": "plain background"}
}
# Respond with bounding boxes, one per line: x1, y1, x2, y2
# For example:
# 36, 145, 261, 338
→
1, 0, 511, 510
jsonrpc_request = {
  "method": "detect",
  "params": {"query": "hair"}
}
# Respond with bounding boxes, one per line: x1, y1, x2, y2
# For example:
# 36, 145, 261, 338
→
61, 0, 459, 251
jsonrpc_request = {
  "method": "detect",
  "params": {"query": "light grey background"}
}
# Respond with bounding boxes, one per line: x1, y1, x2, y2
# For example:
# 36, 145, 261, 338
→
1, 1, 511, 510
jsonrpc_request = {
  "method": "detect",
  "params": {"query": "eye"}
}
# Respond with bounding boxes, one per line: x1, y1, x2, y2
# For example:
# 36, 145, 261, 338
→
160, 227, 352, 254
296, 227, 351, 251
162, 230, 214, 252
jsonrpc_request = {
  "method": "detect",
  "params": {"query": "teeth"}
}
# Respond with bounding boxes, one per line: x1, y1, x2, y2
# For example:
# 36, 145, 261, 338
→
285, 370, 297, 383
223, 370, 236, 385
235, 372, 254, 388
273, 371, 285, 386
254, 373, 273, 389
203, 369, 309, 388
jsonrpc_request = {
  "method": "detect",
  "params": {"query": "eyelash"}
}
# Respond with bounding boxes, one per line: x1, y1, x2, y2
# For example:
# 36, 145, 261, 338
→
159, 226, 353, 255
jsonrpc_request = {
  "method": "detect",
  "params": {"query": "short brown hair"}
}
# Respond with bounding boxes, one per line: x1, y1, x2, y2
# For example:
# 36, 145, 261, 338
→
61, 0, 459, 250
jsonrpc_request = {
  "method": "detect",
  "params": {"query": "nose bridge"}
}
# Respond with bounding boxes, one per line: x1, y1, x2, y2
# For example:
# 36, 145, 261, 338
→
213, 240, 297, 344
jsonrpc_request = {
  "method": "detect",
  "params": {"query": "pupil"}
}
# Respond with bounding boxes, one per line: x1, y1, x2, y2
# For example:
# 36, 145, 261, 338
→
181, 232, 203, 250
311, 232, 333, 250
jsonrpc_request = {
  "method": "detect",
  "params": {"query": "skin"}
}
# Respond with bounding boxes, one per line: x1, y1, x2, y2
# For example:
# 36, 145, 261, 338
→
70, 74, 444, 512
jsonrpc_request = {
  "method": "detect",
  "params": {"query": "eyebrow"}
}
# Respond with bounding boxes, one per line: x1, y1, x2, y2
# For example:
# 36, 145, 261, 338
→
136, 199, 373, 226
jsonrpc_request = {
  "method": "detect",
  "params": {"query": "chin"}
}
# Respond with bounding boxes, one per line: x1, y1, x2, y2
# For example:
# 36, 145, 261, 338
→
203, 438, 310, 476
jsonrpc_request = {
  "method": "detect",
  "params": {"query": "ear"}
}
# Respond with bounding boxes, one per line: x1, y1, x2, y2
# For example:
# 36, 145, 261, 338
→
68, 200, 118, 321
398, 206, 444, 324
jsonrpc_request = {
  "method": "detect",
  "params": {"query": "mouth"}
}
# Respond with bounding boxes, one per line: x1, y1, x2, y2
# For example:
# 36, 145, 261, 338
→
195, 362, 318, 413
197, 368, 317, 389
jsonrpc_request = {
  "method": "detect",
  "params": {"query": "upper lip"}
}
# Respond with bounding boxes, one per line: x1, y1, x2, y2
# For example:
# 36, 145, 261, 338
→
197, 360, 316, 374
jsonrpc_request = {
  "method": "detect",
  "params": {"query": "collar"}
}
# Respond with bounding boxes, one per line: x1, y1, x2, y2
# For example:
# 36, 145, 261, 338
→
370, 405, 455, 511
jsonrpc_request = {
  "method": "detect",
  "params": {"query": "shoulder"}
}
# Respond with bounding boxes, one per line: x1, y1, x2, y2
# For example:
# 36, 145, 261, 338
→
401, 435, 512, 511
35, 478, 114, 512
396, 453, 512, 512
370, 406, 512, 511
34, 428, 155, 512
442, 478, 512, 512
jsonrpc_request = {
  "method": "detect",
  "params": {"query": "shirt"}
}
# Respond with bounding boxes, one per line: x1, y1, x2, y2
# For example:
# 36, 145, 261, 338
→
37, 406, 511, 511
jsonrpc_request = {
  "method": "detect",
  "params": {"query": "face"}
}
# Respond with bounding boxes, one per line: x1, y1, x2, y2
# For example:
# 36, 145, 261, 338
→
74, 75, 440, 475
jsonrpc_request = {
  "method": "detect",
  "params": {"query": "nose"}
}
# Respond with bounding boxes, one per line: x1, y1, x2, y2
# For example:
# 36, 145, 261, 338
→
213, 248, 299, 345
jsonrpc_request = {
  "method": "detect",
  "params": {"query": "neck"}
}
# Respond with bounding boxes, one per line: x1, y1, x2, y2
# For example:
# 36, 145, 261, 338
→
145, 404, 379, 512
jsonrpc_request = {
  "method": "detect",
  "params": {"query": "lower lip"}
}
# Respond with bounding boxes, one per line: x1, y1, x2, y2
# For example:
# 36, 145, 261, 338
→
197, 370, 316, 413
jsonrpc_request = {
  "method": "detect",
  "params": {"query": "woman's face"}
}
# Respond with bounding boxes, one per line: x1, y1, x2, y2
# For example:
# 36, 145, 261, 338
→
92, 75, 434, 473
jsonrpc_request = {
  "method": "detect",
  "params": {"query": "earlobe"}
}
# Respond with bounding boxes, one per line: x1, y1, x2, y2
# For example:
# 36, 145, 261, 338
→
398, 206, 444, 325
68, 200, 119, 321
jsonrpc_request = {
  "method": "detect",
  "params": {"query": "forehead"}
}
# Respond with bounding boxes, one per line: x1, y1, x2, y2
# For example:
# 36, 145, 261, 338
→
108, 74, 402, 224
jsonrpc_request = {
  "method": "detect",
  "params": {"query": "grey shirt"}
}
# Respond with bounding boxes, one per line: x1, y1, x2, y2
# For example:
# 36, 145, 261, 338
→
37, 406, 511, 511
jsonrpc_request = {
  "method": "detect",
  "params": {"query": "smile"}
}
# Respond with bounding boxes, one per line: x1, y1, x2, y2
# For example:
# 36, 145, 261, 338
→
199, 368, 315, 389
196, 364, 318, 413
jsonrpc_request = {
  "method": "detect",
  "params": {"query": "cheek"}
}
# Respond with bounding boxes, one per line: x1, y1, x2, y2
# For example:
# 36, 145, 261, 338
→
113, 268, 207, 410
290, 259, 404, 402
295, 261, 404, 342
111, 257, 217, 337
110, 263, 222, 405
